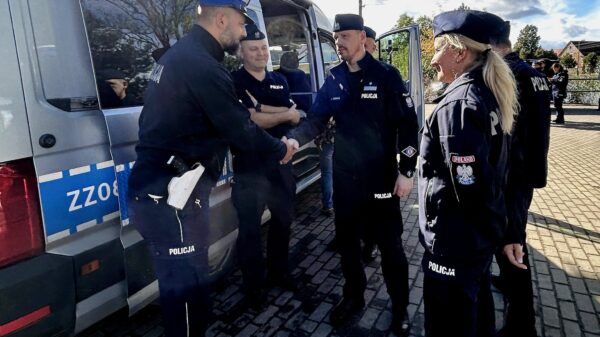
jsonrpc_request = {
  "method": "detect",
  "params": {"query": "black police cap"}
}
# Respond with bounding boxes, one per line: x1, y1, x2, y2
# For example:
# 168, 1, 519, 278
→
333, 14, 364, 32
433, 10, 502, 44
241, 23, 266, 41
364, 26, 377, 40
475, 12, 511, 43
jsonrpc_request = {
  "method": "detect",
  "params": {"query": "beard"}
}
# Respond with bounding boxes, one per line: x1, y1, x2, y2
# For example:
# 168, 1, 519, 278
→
222, 26, 241, 55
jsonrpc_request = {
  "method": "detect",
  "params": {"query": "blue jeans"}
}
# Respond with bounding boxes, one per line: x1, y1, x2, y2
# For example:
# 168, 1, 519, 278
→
319, 142, 334, 209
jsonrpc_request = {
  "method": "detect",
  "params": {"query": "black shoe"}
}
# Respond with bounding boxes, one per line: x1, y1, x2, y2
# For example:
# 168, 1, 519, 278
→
330, 297, 365, 326
362, 243, 377, 263
391, 312, 411, 337
327, 237, 339, 252
491, 275, 506, 294
553, 119, 564, 124
267, 274, 299, 291
321, 207, 334, 217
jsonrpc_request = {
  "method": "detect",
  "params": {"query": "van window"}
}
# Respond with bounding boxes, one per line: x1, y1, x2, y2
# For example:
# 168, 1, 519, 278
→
29, 0, 98, 112
80, 0, 197, 109
264, 12, 314, 112
378, 31, 411, 86
319, 34, 341, 76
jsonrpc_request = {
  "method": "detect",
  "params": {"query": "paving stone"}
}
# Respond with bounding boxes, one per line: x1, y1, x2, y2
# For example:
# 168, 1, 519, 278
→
542, 306, 561, 328
309, 302, 333, 322
581, 312, 600, 333
559, 301, 578, 321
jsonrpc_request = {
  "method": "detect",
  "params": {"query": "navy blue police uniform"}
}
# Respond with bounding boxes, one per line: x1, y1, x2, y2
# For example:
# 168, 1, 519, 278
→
484, 15, 551, 337
419, 10, 510, 337
288, 14, 419, 333
127, 2, 286, 336
230, 24, 297, 295
550, 67, 569, 123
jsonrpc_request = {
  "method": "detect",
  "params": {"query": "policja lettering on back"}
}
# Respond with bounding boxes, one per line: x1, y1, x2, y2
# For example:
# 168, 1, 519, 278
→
287, 13, 419, 337
126, 1, 294, 336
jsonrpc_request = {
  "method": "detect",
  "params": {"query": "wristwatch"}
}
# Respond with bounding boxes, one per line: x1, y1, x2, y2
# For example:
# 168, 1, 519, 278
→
255, 103, 262, 112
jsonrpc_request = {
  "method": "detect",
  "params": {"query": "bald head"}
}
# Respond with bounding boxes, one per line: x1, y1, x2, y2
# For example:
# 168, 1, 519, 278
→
197, 6, 247, 54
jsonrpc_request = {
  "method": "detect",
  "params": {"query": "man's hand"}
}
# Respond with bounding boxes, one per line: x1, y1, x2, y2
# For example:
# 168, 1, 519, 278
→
393, 174, 413, 198
503, 243, 528, 270
280, 136, 298, 164
287, 104, 300, 125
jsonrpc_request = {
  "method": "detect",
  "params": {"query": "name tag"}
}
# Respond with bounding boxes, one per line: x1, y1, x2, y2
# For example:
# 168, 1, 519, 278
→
331, 97, 341, 101
270, 85, 284, 90
363, 85, 377, 91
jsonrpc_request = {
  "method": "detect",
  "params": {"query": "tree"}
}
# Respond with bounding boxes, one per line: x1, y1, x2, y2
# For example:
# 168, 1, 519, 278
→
560, 53, 577, 69
395, 13, 415, 28
416, 16, 436, 80
514, 25, 541, 59
535, 48, 558, 59
456, 3, 471, 10
583, 52, 598, 73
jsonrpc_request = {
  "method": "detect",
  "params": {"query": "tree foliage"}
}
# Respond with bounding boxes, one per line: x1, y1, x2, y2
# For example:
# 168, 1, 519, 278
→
514, 25, 541, 59
560, 53, 577, 69
395, 14, 415, 29
456, 3, 471, 10
535, 48, 558, 59
583, 52, 598, 73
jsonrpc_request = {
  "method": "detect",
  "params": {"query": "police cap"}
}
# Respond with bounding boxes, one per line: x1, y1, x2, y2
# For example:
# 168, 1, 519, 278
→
333, 14, 364, 33
364, 26, 377, 40
474, 12, 511, 44
433, 10, 501, 44
241, 23, 265, 41
198, 0, 254, 23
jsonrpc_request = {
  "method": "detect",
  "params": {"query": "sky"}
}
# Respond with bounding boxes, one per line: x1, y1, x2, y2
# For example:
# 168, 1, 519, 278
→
312, 0, 600, 50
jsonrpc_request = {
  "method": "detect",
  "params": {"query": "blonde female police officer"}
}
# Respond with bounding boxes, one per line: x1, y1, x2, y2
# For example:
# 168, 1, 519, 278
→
419, 10, 519, 337
287, 14, 418, 336
127, 1, 295, 336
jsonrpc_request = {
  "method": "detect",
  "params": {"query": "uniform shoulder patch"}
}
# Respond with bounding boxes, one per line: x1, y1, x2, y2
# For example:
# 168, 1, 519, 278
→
401, 146, 417, 158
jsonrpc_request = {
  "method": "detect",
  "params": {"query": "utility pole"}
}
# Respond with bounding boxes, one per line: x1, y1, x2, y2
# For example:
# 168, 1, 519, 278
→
359, 0, 363, 16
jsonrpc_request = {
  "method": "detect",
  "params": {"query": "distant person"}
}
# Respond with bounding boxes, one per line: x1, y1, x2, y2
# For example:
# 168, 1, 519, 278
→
364, 26, 378, 55
532, 60, 543, 73
276, 51, 312, 112
96, 68, 136, 107
550, 63, 568, 124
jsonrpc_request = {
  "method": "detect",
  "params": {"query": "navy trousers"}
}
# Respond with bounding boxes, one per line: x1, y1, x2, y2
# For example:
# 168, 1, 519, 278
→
129, 176, 214, 337
232, 163, 296, 291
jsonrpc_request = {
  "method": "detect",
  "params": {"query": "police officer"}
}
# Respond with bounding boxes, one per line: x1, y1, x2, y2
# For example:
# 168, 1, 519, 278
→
419, 10, 518, 337
127, 1, 295, 336
364, 26, 378, 55
287, 14, 418, 336
230, 23, 300, 305
482, 13, 551, 337
550, 62, 569, 123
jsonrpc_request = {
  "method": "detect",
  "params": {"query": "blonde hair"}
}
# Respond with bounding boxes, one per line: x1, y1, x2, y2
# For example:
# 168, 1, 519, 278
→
440, 34, 518, 135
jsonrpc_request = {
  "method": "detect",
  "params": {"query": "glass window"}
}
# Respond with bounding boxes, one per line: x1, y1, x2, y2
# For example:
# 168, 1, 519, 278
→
319, 35, 341, 77
378, 31, 411, 87
80, 0, 197, 109
29, 0, 98, 112
264, 14, 313, 111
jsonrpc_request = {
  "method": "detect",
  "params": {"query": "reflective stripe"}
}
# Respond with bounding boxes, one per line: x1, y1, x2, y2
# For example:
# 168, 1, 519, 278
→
38, 171, 63, 183
96, 160, 115, 170
76, 219, 98, 232
185, 302, 190, 337
102, 211, 120, 223
47, 229, 71, 243
69, 165, 91, 176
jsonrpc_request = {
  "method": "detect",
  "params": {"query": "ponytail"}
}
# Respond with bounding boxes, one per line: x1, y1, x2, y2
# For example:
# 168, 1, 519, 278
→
441, 34, 518, 135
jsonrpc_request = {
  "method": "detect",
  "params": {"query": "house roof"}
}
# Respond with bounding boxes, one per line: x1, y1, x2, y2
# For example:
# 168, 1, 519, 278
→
565, 41, 600, 55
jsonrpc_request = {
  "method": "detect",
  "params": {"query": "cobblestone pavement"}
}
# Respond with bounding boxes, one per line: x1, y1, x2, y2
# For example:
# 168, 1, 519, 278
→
80, 105, 600, 337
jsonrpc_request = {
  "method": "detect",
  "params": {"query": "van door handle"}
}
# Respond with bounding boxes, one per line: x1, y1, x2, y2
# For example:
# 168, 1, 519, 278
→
39, 134, 57, 148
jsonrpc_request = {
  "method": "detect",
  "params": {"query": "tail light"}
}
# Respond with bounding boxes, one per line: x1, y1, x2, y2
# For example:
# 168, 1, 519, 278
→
0, 159, 44, 268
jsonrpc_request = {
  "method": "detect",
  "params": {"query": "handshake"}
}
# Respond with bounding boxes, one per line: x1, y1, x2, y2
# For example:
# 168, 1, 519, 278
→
280, 136, 300, 164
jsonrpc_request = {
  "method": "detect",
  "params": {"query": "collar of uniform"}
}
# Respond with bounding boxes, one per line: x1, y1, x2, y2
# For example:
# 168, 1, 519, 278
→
504, 52, 520, 63
356, 51, 378, 71
190, 24, 225, 62
241, 66, 273, 83
433, 66, 483, 103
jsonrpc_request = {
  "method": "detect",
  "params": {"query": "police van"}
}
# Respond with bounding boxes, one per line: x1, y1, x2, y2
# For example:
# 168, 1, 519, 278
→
0, 0, 423, 335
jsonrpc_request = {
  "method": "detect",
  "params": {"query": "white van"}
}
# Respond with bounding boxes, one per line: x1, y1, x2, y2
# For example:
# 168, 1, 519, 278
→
0, 1, 423, 335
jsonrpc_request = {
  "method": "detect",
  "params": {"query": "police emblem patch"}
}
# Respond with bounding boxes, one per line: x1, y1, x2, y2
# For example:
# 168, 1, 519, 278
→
456, 164, 475, 185
255, 31, 261, 39
401, 146, 417, 158
334, 22, 340, 31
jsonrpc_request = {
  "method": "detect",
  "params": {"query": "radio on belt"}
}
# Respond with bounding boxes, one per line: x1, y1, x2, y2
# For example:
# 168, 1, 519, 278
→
166, 155, 205, 210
